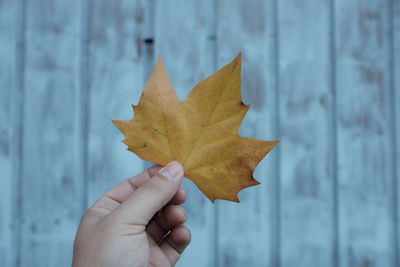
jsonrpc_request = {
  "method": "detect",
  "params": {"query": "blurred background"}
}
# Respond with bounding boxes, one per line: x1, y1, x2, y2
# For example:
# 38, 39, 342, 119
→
1, 0, 399, 266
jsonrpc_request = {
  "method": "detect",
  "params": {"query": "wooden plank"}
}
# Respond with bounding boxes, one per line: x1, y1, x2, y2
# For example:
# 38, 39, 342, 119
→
0, 0, 19, 266
20, 1, 83, 266
216, 0, 278, 266
335, 0, 394, 266
278, 0, 335, 266
86, 0, 149, 205
153, 1, 216, 266
393, 0, 400, 264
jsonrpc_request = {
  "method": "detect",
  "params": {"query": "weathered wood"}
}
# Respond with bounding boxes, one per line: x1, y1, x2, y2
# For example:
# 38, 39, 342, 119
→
1, 1, 400, 266
86, 0, 149, 206
216, 0, 278, 266
0, 0, 19, 266
393, 0, 400, 265
278, 0, 335, 266
19, 1, 83, 266
153, 1, 216, 266
335, 0, 394, 266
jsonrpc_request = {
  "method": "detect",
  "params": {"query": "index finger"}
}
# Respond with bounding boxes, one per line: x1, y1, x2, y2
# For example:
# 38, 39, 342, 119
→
104, 165, 162, 204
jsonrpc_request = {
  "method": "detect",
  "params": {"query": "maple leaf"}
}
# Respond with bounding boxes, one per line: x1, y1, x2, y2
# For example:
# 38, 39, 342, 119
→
113, 54, 279, 202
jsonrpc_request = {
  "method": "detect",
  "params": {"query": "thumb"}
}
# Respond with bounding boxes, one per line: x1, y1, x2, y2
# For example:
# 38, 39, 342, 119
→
111, 161, 184, 225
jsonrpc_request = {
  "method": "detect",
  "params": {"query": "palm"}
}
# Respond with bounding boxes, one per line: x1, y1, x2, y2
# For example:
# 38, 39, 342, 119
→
118, 232, 173, 267
147, 232, 173, 267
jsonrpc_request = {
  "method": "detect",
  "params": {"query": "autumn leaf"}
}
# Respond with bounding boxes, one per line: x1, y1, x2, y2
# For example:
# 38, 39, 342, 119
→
113, 54, 279, 202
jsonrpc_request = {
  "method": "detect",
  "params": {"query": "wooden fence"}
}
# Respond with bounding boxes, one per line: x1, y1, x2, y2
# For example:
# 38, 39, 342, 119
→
0, 0, 399, 266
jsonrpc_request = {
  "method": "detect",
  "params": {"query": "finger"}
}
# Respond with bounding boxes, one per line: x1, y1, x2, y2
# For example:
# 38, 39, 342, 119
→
111, 161, 184, 224
168, 187, 186, 206
146, 188, 185, 242
160, 225, 191, 265
88, 165, 162, 216
91, 177, 183, 219
146, 205, 186, 243
103, 165, 162, 203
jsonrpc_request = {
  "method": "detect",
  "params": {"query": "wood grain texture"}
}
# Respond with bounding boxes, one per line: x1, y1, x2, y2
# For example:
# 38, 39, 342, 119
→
216, 0, 278, 266
278, 0, 335, 266
393, 0, 400, 264
0, 0, 19, 266
0, 1, 399, 266
86, 0, 149, 206
335, 0, 394, 266
153, 1, 216, 266
19, 0, 83, 266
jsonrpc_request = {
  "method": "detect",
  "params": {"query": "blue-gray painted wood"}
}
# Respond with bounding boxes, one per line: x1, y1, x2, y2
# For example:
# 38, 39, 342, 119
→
335, 0, 395, 266
215, 0, 277, 266
0, 0, 399, 266
278, 0, 335, 266
393, 0, 400, 265
0, 0, 19, 266
153, 1, 217, 266
86, 0, 147, 208
16, 0, 84, 266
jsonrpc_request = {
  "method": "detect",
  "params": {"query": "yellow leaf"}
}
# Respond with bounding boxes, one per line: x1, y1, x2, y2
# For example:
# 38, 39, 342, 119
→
113, 54, 279, 202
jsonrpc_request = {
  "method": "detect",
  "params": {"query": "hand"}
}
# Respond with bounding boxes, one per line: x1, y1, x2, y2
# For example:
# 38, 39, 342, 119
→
72, 161, 191, 267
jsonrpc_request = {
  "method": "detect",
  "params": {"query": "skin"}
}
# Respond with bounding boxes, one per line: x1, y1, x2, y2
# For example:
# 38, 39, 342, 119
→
72, 161, 191, 267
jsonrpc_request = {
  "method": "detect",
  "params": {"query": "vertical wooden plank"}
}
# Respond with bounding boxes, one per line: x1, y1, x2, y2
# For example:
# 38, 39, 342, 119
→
278, 0, 334, 266
393, 0, 400, 264
141, 0, 155, 171
153, 1, 216, 266
335, 0, 394, 266
0, 0, 19, 266
216, 0, 277, 266
86, 0, 149, 206
20, 1, 83, 266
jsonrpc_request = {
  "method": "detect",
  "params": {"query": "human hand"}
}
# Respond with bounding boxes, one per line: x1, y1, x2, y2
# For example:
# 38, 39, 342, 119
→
72, 161, 191, 267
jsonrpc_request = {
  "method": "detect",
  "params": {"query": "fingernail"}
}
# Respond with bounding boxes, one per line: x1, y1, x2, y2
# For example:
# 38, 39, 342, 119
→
159, 161, 182, 179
